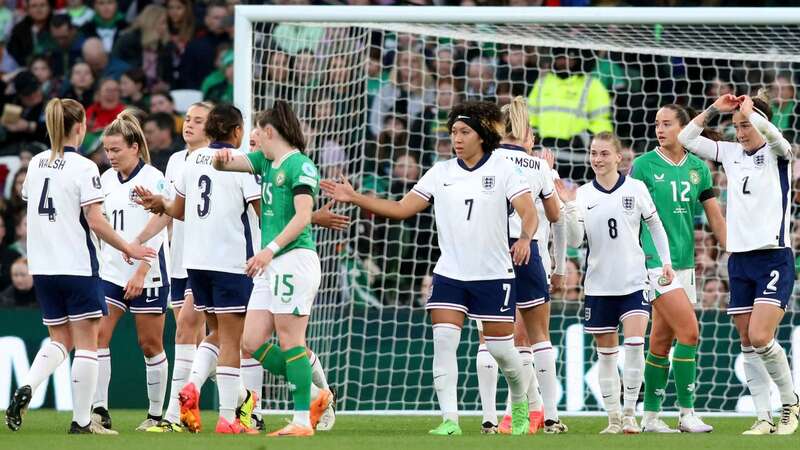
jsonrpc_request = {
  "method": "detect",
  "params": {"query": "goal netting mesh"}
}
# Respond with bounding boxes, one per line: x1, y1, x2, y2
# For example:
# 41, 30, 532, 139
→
246, 17, 800, 414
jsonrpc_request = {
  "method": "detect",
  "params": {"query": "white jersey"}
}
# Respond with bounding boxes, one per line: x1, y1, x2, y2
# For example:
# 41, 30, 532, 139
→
411, 152, 531, 281
711, 142, 791, 252
175, 144, 261, 274
572, 175, 657, 296
536, 169, 561, 275
494, 145, 554, 240
22, 148, 104, 276
99, 162, 170, 288
165, 150, 190, 279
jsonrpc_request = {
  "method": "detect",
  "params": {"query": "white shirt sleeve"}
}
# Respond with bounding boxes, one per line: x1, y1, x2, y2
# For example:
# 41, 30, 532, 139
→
79, 162, 104, 206
551, 202, 567, 275
539, 170, 555, 200
174, 168, 186, 198
411, 163, 438, 203
240, 172, 262, 203
506, 166, 531, 202
639, 182, 672, 266
563, 200, 585, 248
678, 122, 721, 162
748, 112, 792, 159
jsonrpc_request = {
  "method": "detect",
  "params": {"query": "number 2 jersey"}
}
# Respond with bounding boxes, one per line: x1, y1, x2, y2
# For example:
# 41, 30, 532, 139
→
411, 152, 531, 281
22, 148, 104, 276
174, 144, 261, 274
99, 161, 170, 288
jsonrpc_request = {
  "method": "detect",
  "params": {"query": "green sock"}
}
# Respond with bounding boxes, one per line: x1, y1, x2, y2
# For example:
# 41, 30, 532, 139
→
643, 351, 670, 412
252, 342, 286, 377
284, 346, 312, 411
672, 342, 697, 409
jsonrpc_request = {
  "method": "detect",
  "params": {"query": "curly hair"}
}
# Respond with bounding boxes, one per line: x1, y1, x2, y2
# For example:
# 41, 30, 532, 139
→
205, 103, 243, 142
447, 100, 504, 154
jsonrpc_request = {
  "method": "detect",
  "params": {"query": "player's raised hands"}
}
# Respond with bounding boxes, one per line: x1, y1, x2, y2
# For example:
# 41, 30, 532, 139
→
312, 200, 350, 231
320, 176, 357, 203
134, 186, 167, 215
712, 94, 741, 113
538, 146, 555, 170
737, 95, 754, 116
554, 179, 576, 203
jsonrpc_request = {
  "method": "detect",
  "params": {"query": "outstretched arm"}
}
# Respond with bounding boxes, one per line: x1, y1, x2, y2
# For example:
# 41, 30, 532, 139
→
320, 178, 429, 220
212, 148, 255, 173
679, 94, 740, 162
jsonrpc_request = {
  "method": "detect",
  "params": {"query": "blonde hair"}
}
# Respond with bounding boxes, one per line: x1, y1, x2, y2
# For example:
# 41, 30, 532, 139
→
501, 96, 529, 142
45, 98, 85, 162
591, 131, 623, 153
128, 5, 168, 50
102, 109, 151, 164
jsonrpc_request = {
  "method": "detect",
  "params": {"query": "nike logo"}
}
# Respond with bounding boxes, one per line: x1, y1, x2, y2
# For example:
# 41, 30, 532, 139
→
733, 161, 740, 164
443, 183, 454, 187
587, 204, 598, 210
500, 307, 511, 312
602, 394, 612, 398
538, 369, 547, 373
145, 297, 159, 303
147, 382, 160, 386
654, 173, 665, 181
448, 430, 456, 435
762, 290, 776, 295
625, 386, 637, 391
746, 379, 754, 383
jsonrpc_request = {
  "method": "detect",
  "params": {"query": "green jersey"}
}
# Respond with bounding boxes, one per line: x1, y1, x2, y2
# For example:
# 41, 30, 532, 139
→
247, 150, 319, 257
630, 148, 714, 269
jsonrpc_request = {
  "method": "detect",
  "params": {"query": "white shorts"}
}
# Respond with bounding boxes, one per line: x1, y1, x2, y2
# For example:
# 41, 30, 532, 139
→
247, 248, 321, 316
647, 268, 697, 304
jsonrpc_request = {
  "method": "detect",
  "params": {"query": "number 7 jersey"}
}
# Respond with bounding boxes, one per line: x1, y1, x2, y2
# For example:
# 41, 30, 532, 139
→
174, 144, 261, 274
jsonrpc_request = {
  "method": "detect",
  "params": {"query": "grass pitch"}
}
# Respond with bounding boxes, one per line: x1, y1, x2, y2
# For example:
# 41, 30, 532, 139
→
2, 410, 797, 450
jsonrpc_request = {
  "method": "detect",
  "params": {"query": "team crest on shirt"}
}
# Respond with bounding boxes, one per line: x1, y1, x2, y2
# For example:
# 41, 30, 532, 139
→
275, 171, 286, 186
622, 196, 635, 212
129, 188, 140, 206
92, 176, 102, 189
754, 154, 765, 167
482, 176, 495, 191
689, 170, 700, 185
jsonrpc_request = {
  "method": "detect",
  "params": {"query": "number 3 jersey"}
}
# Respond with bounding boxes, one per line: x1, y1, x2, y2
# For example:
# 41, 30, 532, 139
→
22, 148, 104, 276
99, 161, 170, 288
411, 152, 531, 281
174, 144, 261, 274
572, 175, 659, 296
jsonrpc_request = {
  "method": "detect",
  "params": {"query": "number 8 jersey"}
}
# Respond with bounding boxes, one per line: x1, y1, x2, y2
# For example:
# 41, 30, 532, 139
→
174, 143, 261, 274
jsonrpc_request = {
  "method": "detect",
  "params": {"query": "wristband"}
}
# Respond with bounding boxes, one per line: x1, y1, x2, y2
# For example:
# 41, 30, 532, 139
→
267, 241, 281, 254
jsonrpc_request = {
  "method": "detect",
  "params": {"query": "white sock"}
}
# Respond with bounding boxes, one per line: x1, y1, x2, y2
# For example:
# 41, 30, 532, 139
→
72, 350, 98, 427
623, 337, 645, 416
476, 344, 498, 424
144, 352, 168, 418
755, 340, 798, 406
216, 366, 240, 422
742, 345, 773, 422
309, 351, 329, 390
93, 348, 110, 409
597, 346, 621, 414
432, 324, 461, 423
187, 342, 219, 388
241, 357, 263, 408
165, 344, 195, 424
532, 341, 559, 422
238, 380, 248, 405
485, 335, 527, 404
519, 346, 542, 411
294, 411, 311, 427
22, 341, 68, 393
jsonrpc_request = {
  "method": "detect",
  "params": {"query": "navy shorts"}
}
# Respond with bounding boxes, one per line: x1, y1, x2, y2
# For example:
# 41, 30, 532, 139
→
102, 280, 169, 314
33, 275, 107, 326
426, 273, 515, 322
583, 290, 650, 334
187, 269, 253, 314
510, 238, 550, 309
170, 277, 193, 307
727, 248, 794, 315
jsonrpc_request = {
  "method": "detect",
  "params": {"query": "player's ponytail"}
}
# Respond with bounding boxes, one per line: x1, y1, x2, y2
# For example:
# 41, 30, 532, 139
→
103, 109, 151, 164
255, 100, 306, 152
45, 98, 85, 163
752, 87, 773, 121
205, 103, 244, 143
501, 96, 529, 143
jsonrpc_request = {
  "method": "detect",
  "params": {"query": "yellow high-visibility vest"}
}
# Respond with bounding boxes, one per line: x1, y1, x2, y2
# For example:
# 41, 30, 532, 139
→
527, 73, 613, 141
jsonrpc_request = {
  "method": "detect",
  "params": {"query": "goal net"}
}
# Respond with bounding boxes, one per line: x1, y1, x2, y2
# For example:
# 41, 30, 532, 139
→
235, 6, 800, 414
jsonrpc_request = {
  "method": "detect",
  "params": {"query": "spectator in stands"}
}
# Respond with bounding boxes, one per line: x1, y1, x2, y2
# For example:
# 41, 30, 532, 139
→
1, 71, 48, 149
618, 144, 635, 174
418, 274, 433, 307
369, 48, 434, 138
8, 0, 53, 66
47, 13, 84, 79
167, 0, 195, 55
80, 0, 127, 53
149, 91, 183, 135
258, 48, 294, 103
430, 44, 463, 89
464, 56, 496, 102
144, 112, 181, 171
8, 209, 25, 257
178, 0, 231, 89
389, 153, 420, 198
84, 78, 126, 150
701, 278, 729, 310
0, 257, 35, 307
0, 216, 21, 290
4, 169, 26, 232
292, 49, 318, 92
562, 258, 582, 302
113, 5, 175, 90
29, 56, 59, 99
201, 48, 233, 103
0, 36, 19, 75
496, 44, 537, 94
82, 36, 130, 80
120, 67, 148, 110
61, 61, 95, 107
770, 72, 800, 143
64, 0, 95, 28
527, 47, 612, 180
0, 3, 12, 43
270, 0, 323, 55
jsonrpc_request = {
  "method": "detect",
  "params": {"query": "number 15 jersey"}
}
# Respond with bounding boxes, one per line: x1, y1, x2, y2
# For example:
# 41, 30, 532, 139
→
174, 143, 261, 274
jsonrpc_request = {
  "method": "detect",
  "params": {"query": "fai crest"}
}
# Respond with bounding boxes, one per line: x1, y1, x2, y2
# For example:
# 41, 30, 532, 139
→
622, 196, 635, 211
754, 154, 765, 167
275, 171, 286, 186
482, 176, 495, 190
689, 169, 700, 185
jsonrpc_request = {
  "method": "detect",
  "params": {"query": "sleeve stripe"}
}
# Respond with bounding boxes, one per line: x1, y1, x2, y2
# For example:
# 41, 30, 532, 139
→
715, 141, 719, 162
80, 197, 104, 206
508, 187, 532, 201
174, 186, 185, 197
245, 194, 261, 202
243, 155, 256, 174
411, 188, 431, 201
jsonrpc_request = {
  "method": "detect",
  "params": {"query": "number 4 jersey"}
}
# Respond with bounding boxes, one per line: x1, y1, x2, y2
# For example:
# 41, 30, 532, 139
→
174, 144, 261, 274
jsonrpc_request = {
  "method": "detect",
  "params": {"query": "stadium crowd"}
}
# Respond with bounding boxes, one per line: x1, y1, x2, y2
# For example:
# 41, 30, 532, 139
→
0, 0, 796, 313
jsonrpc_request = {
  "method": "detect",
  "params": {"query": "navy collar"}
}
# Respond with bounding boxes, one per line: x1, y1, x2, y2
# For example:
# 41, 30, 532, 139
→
209, 141, 236, 149
744, 142, 767, 156
63, 146, 78, 153
457, 152, 491, 172
592, 173, 626, 194
499, 143, 527, 152
118, 159, 145, 184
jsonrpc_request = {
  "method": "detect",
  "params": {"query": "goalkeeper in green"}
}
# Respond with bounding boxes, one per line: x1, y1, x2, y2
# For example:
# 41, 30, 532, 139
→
629, 104, 726, 433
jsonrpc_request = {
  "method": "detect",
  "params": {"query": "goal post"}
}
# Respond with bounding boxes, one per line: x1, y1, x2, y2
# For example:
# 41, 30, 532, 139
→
234, 5, 800, 415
